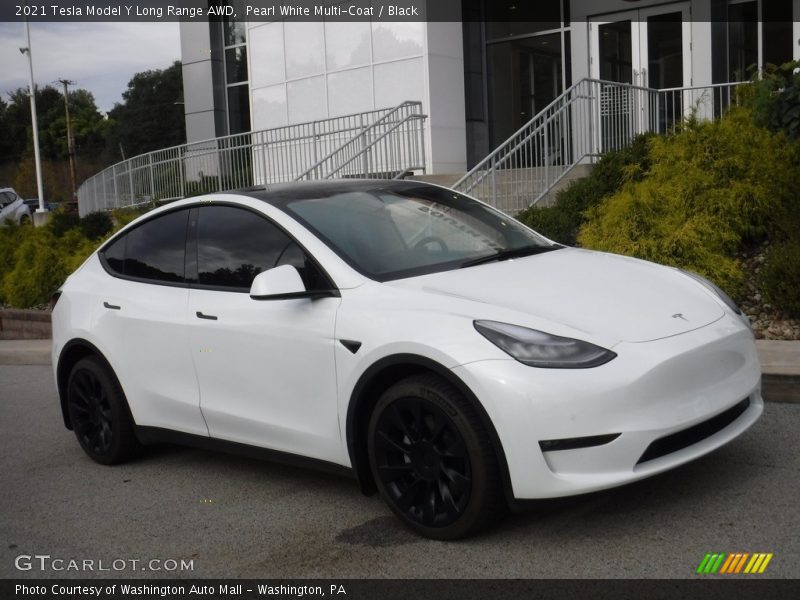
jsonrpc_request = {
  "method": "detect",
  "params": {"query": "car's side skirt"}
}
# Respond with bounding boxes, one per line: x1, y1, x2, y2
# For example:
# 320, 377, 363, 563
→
134, 426, 356, 480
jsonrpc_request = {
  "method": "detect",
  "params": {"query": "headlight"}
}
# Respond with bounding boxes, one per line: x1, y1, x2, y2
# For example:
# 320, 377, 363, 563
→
681, 270, 741, 315
473, 320, 616, 369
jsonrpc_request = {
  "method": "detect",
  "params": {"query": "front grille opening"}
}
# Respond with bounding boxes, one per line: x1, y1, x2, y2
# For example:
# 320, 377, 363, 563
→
637, 397, 751, 465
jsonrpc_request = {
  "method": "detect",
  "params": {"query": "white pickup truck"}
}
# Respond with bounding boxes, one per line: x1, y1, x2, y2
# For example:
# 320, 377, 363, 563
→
0, 188, 32, 225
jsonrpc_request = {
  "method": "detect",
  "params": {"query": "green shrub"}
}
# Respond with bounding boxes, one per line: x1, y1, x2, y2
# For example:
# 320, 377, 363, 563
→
0, 216, 108, 308
2, 228, 68, 308
760, 239, 800, 318
79, 211, 113, 240
744, 61, 800, 141
111, 207, 149, 230
48, 211, 80, 237
578, 108, 800, 299
517, 133, 652, 245
0, 221, 26, 303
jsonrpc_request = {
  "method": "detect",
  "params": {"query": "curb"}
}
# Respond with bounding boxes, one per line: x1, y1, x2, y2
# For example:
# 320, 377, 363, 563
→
761, 375, 800, 404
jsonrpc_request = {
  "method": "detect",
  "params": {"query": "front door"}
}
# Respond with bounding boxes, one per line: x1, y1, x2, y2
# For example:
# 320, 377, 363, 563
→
186, 204, 344, 463
590, 3, 692, 147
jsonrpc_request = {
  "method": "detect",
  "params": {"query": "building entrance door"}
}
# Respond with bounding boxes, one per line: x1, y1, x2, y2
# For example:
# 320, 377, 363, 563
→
589, 3, 691, 148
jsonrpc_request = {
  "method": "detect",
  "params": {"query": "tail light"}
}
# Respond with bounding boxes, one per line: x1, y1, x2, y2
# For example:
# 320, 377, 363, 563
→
49, 290, 62, 311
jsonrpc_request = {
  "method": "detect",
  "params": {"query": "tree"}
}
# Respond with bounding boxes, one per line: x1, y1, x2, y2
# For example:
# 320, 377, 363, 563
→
1, 85, 107, 163
107, 61, 186, 159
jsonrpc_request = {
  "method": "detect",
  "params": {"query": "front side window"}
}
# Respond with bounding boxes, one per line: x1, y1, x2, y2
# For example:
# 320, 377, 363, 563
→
282, 184, 556, 281
195, 205, 327, 291
101, 209, 189, 283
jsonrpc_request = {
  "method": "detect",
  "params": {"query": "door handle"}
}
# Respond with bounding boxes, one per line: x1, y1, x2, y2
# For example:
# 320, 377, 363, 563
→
103, 302, 121, 310
196, 311, 218, 321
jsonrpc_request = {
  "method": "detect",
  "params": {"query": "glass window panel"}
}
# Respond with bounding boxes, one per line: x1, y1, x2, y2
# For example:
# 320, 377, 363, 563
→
124, 210, 189, 283
325, 14, 371, 69
249, 22, 285, 88
225, 46, 248, 84
762, 0, 793, 69
197, 206, 291, 290
252, 84, 288, 129
371, 22, 424, 62
647, 12, 683, 89
598, 20, 633, 84
487, 33, 563, 148
483, 1, 561, 41
227, 85, 251, 135
728, 2, 758, 81
102, 235, 126, 275
374, 58, 424, 108
287, 76, 327, 123
285, 21, 325, 79
223, 0, 246, 46
327, 68, 373, 116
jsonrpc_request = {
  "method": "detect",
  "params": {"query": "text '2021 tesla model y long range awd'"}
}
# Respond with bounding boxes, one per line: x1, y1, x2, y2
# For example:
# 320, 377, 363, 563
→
52, 180, 762, 539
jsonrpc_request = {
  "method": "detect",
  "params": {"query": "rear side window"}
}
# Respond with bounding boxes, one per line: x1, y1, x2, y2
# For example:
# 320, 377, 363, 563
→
195, 205, 328, 291
101, 209, 189, 283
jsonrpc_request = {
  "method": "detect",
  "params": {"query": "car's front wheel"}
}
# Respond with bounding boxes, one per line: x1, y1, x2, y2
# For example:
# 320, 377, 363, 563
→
67, 356, 140, 465
367, 374, 502, 539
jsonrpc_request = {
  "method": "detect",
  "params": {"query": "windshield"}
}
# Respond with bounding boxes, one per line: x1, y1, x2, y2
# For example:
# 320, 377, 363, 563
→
283, 185, 556, 281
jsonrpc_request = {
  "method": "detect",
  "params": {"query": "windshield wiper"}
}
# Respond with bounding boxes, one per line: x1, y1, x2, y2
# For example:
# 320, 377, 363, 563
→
460, 244, 562, 268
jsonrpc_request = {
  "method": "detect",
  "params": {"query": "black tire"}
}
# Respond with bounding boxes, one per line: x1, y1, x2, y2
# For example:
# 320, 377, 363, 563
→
19, 214, 31, 226
66, 356, 140, 465
367, 374, 503, 539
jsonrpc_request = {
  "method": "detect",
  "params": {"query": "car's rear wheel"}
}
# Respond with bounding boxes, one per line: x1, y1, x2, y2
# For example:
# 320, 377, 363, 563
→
367, 374, 502, 539
67, 356, 140, 465
19, 214, 30, 226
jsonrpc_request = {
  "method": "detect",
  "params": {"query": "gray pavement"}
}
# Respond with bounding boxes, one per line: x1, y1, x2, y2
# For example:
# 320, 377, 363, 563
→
1, 365, 798, 579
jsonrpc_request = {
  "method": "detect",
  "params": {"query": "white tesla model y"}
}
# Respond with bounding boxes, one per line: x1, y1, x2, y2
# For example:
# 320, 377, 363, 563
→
51, 180, 762, 539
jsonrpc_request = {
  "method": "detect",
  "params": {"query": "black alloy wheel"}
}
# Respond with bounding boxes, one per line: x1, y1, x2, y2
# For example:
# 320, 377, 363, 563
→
368, 374, 502, 539
67, 356, 140, 465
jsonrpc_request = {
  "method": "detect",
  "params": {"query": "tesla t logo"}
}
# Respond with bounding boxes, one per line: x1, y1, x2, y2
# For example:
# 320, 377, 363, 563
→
672, 313, 688, 321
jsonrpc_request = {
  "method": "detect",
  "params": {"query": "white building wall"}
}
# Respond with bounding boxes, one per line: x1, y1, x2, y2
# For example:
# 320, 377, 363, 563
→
245, 8, 467, 175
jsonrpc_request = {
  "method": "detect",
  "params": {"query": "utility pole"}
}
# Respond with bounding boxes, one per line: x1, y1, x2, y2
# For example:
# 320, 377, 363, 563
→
58, 79, 78, 202
19, 18, 45, 214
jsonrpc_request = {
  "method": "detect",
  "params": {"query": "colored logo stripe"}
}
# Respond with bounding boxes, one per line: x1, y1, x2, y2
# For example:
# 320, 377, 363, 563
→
698, 552, 773, 574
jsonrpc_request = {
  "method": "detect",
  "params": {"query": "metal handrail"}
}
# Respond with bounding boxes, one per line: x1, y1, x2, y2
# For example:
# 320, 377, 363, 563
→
296, 101, 424, 180
77, 102, 428, 215
453, 78, 747, 215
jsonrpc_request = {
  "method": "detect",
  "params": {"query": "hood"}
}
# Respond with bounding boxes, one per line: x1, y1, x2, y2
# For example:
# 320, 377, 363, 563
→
387, 248, 725, 344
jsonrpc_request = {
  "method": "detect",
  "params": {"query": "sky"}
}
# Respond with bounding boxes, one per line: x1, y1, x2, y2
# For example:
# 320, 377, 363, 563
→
0, 21, 181, 113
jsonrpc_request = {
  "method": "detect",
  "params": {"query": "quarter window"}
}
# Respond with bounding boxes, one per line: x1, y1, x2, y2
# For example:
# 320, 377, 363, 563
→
101, 209, 189, 283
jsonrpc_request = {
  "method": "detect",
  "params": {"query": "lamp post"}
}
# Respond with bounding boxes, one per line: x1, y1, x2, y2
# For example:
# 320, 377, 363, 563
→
19, 18, 46, 214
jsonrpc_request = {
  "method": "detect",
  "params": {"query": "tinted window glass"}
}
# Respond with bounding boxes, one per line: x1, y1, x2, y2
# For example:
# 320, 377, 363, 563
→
103, 235, 126, 275
196, 206, 293, 290
284, 185, 551, 280
276, 241, 329, 291
124, 210, 189, 282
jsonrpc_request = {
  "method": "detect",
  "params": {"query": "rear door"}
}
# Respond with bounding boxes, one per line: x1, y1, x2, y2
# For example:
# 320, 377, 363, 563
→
95, 208, 207, 435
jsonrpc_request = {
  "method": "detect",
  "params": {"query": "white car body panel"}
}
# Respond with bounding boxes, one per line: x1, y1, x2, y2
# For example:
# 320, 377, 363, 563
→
52, 187, 762, 505
187, 288, 344, 462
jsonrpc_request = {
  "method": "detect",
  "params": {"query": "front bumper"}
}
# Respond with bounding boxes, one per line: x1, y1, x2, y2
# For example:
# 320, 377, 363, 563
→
452, 312, 763, 499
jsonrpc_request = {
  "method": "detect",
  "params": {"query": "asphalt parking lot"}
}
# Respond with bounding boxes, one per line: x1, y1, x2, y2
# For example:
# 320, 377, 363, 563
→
1, 365, 798, 579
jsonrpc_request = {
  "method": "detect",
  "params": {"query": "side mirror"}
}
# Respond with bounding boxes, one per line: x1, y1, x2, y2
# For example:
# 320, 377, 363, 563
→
249, 265, 339, 301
